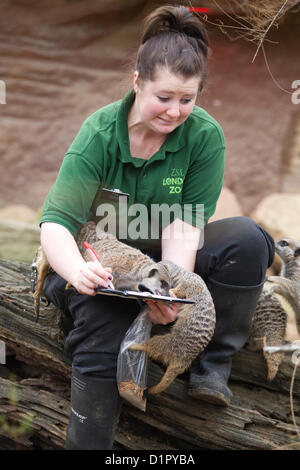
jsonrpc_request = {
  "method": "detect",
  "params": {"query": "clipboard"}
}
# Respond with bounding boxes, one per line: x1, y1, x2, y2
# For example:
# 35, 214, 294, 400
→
95, 287, 195, 304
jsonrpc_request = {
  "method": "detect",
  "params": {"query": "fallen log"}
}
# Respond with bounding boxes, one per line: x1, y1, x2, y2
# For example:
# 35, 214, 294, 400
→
0, 258, 299, 450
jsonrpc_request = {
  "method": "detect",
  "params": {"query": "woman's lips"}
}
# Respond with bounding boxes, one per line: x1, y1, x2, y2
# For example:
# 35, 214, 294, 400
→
157, 117, 177, 124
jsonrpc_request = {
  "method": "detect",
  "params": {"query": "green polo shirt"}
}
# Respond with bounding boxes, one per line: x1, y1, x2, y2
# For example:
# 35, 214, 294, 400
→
40, 89, 225, 249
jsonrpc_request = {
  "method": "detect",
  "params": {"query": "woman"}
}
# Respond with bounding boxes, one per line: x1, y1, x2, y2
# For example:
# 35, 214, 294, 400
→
40, 5, 274, 450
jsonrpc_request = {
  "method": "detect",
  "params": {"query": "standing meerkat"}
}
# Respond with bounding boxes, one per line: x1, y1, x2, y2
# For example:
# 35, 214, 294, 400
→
247, 289, 287, 380
248, 237, 300, 380
267, 238, 300, 319
33, 221, 216, 395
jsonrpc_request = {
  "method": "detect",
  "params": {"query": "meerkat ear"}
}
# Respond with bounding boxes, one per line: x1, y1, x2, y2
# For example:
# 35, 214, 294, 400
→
148, 268, 159, 278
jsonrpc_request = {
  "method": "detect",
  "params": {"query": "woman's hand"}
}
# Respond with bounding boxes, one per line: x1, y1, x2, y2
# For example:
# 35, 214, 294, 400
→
72, 261, 113, 296
144, 289, 180, 325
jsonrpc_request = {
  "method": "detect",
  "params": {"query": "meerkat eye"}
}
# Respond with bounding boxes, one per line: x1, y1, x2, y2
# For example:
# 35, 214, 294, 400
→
161, 280, 169, 290
294, 248, 300, 257
278, 240, 289, 247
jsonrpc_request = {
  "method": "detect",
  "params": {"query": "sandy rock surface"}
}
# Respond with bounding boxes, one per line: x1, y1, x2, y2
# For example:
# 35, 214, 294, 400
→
209, 186, 243, 222
0, 1, 299, 225
251, 192, 300, 241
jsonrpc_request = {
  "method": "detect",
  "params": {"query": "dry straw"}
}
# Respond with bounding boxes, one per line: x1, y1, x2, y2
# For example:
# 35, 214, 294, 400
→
192, 0, 300, 59
189, 0, 300, 92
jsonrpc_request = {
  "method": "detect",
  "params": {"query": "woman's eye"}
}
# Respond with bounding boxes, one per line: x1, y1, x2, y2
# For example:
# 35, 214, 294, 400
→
157, 97, 192, 104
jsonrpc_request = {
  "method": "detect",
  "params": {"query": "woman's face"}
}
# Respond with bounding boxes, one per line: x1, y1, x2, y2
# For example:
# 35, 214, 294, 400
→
133, 67, 200, 136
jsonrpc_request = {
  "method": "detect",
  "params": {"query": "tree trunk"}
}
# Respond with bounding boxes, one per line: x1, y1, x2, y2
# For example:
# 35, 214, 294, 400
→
0, 258, 299, 450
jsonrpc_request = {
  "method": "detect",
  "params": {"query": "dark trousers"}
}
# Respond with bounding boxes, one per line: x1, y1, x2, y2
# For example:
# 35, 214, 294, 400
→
43, 216, 274, 378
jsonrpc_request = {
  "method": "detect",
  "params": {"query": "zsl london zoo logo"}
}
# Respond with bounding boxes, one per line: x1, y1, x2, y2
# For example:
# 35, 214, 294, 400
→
162, 168, 184, 194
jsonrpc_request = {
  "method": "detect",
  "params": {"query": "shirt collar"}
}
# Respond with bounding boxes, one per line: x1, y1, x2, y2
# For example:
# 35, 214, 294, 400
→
116, 89, 186, 166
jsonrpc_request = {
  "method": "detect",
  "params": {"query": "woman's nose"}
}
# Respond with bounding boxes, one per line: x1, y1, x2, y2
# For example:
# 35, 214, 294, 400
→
166, 103, 180, 118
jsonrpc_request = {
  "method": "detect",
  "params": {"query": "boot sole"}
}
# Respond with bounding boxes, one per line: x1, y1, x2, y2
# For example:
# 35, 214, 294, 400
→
188, 387, 231, 407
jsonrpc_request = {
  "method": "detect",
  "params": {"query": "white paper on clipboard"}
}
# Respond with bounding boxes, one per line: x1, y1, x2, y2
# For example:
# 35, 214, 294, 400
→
95, 287, 195, 304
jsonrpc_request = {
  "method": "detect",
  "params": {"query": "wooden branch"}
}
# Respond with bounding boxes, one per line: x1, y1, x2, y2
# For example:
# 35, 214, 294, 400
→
0, 376, 69, 450
0, 258, 299, 450
0, 259, 71, 377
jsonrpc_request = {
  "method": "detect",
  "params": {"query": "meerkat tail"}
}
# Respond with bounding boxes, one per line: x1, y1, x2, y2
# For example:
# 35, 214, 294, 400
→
148, 364, 186, 395
129, 343, 148, 352
33, 290, 41, 323
33, 260, 49, 322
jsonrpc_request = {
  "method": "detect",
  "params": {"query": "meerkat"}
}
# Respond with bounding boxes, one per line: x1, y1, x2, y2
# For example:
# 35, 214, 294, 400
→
247, 290, 287, 380
247, 237, 300, 380
33, 221, 216, 395
267, 238, 300, 320
129, 259, 216, 394
33, 221, 170, 320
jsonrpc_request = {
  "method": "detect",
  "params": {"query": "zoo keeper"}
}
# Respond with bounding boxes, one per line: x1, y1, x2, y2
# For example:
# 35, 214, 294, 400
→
39, 5, 275, 450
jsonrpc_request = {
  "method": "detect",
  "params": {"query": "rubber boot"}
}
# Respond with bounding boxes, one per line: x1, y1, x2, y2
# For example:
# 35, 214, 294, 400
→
65, 368, 122, 450
188, 278, 264, 406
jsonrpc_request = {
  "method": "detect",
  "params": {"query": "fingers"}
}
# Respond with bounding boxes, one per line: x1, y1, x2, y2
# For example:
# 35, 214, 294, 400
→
75, 261, 113, 295
145, 288, 180, 325
145, 302, 165, 325
145, 298, 179, 325
87, 261, 113, 283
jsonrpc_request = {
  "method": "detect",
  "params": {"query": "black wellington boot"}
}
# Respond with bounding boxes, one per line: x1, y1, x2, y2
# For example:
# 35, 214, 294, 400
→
65, 368, 123, 450
188, 278, 264, 406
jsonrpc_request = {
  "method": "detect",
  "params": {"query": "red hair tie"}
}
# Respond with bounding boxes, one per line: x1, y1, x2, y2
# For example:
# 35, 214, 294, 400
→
187, 7, 211, 13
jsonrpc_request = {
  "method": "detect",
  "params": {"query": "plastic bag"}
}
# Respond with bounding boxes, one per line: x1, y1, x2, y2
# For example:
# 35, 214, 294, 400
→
117, 309, 152, 412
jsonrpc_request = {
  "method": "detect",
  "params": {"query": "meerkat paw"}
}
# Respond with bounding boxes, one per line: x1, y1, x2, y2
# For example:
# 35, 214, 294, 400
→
267, 276, 290, 288
264, 351, 285, 381
246, 337, 264, 351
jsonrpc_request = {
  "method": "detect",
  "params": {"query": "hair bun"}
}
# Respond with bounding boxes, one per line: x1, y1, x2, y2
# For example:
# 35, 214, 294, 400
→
135, 5, 209, 92
142, 4, 207, 49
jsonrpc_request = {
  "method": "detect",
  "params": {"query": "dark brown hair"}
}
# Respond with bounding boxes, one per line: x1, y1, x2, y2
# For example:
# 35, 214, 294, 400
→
135, 5, 209, 92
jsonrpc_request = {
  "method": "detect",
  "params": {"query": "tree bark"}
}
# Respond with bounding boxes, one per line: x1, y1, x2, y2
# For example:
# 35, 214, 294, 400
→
0, 258, 299, 450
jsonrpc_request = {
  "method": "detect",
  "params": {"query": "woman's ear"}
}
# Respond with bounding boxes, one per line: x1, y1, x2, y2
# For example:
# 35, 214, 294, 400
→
133, 70, 139, 93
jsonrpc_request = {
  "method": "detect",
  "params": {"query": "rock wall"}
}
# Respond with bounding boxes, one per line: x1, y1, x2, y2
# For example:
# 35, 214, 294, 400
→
0, 0, 147, 209
0, 1, 300, 258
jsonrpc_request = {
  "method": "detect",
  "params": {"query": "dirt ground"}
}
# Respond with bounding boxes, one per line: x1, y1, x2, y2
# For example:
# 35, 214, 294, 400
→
0, 6, 299, 216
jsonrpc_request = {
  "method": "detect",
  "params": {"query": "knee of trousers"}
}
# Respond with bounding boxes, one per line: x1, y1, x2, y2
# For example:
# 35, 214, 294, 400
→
42, 272, 70, 312
64, 291, 141, 378
196, 216, 275, 286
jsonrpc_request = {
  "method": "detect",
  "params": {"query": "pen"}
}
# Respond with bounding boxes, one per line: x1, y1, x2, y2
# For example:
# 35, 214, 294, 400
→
83, 241, 115, 289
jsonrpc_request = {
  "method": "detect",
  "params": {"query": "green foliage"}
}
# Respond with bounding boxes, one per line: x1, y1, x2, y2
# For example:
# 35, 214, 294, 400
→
0, 222, 40, 263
